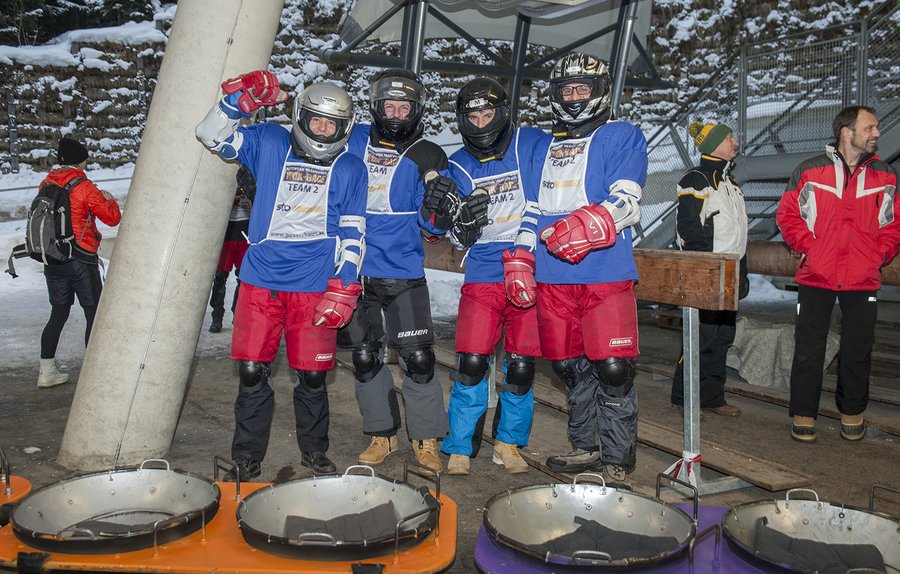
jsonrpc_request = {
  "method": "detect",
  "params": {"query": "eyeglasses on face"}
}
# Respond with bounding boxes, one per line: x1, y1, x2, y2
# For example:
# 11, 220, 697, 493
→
560, 84, 592, 97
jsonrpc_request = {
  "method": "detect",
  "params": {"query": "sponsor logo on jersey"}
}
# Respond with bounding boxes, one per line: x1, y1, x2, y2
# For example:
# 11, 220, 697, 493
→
397, 329, 429, 338
481, 173, 521, 196
548, 141, 587, 160
609, 337, 633, 347
366, 148, 400, 167
316, 353, 334, 361
284, 165, 328, 185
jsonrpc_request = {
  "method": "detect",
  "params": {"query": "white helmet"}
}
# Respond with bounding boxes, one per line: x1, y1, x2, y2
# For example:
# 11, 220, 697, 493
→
291, 83, 355, 162
549, 52, 612, 126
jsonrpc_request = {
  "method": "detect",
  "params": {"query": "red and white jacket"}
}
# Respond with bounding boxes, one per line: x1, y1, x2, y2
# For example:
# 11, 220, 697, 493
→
776, 146, 899, 291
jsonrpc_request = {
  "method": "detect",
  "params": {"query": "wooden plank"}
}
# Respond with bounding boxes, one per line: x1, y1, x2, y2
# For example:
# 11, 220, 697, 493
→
746, 240, 900, 285
636, 361, 900, 435
528, 377, 810, 492
433, 344, 808, 491
423, 240, 740, 311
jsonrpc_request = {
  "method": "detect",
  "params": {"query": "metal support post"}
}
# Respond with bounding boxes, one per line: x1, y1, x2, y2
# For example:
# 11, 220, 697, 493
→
610, 0, 639, 117
669, 122, 693, 170
7, 94, 19, 173
667, 306, 750, 496
856, 19, 869, 105
738, 46, 747, 155
405, 0, 428, 74
508, 14, 531, 123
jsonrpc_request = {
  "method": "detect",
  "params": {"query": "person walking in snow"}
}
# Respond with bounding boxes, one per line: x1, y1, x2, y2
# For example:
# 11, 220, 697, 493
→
37, 137, 121, 388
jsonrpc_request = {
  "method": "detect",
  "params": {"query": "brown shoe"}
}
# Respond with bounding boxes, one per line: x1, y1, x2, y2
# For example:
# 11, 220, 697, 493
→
840, 413, 865, 441
492, 441, 528, 474
791, 416, 817, 443
703, 404, 741, 417
413, 439, 442, 473
447, 454, 470, 476
358, 435, 399, 465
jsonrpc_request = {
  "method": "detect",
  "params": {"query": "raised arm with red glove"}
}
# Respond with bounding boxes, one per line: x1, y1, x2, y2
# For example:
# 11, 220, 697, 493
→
540, 202, 617, 264
196, 70, 289, 160
313, 279, 363, 329
502, 248, 537, 308
220, 70, 289, 114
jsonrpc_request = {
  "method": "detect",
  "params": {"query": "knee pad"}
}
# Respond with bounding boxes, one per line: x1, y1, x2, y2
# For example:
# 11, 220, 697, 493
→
594, 357, 635, 396
402, 346, 434, 384
498, 354, 535, 396
296, 370, 327, 390
238, 361, 271, 387
352, 341, 383, 382
456, 353, 490, 386
551, 356, 593, 389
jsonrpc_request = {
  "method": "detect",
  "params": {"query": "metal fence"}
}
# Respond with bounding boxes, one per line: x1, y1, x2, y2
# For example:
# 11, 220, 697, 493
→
638, 1, 900, 248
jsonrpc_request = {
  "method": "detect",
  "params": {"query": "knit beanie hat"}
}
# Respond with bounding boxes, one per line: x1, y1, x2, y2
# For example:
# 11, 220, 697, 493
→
58, 137, 89, 165
689, 121, 732, 155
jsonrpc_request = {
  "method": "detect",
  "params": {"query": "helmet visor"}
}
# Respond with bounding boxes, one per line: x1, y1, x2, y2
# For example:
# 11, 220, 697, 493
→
550, 76, 609, 103
299, 110, 351, 144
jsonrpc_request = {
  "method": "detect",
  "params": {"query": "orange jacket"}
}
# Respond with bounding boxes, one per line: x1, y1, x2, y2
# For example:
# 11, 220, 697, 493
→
43, 167, 121, 254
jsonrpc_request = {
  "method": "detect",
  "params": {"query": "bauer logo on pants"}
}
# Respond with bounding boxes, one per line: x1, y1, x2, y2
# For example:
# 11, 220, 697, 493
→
609, 337, 633, 347
316, 353, 334, 361
398, 329, 429, 338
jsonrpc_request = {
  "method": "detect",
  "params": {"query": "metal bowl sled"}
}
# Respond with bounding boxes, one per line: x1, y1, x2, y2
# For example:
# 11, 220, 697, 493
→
235, 463, 441, 560
483, 473, 714, 569
722, 486, 900, 573
10, 459, 220, 554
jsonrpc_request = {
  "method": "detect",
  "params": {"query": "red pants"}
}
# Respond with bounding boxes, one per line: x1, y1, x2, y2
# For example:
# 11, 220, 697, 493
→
455, 282, 541, 357
216, 240, 248, 273
231, 283, 336, 370
537, 280, 638, 360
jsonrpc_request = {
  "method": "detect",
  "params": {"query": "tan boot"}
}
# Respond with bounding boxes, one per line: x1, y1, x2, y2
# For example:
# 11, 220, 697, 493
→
840, 413, 865, 441
447, 454, 470, 476
492, 441, 528, 474
791, 416, 817, 443
412, 439, 442, 473
37, 358, 69, 389
358, 435, 398, 465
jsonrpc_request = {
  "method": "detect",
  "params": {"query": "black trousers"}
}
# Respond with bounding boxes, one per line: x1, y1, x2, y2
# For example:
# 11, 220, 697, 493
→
41, 260, 103, 358
789, 285, 877, 418
671, 310, 736, 409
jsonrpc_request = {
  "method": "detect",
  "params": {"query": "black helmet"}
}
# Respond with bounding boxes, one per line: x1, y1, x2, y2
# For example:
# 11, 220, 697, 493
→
456, 78, 512, 160
369, 68, 425, 144
549, 52, 611, 126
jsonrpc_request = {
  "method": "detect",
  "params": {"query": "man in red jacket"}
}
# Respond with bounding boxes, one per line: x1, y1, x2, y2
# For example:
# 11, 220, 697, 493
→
777, 106, 899, 443
37, 137, 121, 388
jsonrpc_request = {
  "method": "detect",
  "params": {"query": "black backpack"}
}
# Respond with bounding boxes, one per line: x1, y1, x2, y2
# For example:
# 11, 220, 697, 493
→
6, 177, 84, 278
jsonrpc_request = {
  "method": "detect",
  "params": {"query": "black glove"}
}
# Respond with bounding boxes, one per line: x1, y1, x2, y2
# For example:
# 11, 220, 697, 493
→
421, 170, 460, 231
450, 188, 491, 249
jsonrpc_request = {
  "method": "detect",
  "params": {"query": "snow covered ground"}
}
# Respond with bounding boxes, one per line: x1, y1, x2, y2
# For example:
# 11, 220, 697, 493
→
0, 163, 793, 374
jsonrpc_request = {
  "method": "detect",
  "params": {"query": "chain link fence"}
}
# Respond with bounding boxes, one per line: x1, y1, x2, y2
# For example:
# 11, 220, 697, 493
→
639, 2, 900, 248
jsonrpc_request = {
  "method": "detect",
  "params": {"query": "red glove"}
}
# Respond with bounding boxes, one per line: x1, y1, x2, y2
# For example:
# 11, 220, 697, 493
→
313, 279, 363, 329
502, 248, 537, 309
540, 203, 616, 264
221, 70, 289, 114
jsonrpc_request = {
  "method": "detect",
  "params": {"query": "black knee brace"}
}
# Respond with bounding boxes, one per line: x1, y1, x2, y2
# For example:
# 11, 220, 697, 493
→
296, 370, 327, 390
455, 352, 490, 386
238, 361, 271, 387
402, 346, 435, 384
352, 341, 383, 382
497, 354, 535, 396
551, 356, 593, 389
594, 357, 635, 397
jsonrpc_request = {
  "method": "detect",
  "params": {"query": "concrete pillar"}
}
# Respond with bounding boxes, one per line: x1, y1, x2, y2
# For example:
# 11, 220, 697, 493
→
58, 0, 286, 470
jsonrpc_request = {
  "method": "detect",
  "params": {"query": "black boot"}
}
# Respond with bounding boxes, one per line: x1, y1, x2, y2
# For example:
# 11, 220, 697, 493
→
209, 271, 228, 332
301, 451, 336, 474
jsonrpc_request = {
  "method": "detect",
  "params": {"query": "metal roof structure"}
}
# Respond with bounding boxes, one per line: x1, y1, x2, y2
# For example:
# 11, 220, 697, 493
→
320, 0, 665, 119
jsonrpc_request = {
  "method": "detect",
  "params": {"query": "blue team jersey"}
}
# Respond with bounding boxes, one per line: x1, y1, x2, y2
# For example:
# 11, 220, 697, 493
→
235, 123, 367, 292
346, 124, 450, 279
449, 126, 548, 283
524, 120, 647, 285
